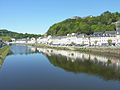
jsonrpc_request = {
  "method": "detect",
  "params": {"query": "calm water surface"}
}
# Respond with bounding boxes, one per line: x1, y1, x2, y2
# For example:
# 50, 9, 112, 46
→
0, 45, 120, 90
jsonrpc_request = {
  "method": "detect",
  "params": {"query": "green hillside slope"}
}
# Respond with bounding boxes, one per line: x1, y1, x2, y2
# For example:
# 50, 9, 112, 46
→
47, 11, 120, 36
0, 29, 41, 39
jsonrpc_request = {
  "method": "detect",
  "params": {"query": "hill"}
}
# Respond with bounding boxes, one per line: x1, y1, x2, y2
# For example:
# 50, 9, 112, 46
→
47, 11, 120, 36
0, 29, 41, 40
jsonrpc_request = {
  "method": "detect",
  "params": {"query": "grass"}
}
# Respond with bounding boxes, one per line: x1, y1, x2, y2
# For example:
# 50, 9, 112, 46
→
0, 46, 10, 65
0, 36, 11, 41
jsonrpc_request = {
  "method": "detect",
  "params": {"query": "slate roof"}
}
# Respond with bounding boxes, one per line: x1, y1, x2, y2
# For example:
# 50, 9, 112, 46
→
92, 32, 104, 37
51, 36, 67, 39
92, 31, 116, 37
104, 31, 116, 36
76, 34, 85, 38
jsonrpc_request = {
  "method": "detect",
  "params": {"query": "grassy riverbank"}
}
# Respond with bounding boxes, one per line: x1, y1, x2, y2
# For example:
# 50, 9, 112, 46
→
29, 44, 120, 58
0, 46, 10, 65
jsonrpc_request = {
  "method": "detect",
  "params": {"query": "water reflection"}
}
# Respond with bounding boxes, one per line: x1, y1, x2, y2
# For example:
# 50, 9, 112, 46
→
37, 48, 120, 81
6, 45, 120, 81
10, 45, 38, 55
1, 45, 120, 90
0, 45, 39, 67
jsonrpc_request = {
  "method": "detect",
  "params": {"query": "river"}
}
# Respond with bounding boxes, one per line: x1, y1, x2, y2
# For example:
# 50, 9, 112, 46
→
0, 44, 120, 90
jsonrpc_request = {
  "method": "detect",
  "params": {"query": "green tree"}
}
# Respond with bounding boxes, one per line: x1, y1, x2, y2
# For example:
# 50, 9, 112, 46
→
107, 39, 112, 46
94, 40, 98, 46
47, 11, 120, 36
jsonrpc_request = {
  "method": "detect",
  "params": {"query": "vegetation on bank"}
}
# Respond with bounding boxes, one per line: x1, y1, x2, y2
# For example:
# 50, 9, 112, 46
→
0, 36, 11, 42
0, 29, 41, 39
47, 11, 120, 36
0, 46, 10, 65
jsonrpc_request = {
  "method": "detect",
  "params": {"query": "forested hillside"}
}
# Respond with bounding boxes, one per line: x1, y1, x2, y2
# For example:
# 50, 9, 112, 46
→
47, 11, 120, 36
0, 29, 41, 40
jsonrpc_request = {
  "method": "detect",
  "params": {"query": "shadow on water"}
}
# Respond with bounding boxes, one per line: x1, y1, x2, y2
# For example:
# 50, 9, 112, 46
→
37, 48, 120, 81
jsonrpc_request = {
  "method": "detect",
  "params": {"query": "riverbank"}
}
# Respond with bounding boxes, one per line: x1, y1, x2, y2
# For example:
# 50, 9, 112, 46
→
29, 44, 120, 58
0, 46, 10, 65
76, 47, 120, 58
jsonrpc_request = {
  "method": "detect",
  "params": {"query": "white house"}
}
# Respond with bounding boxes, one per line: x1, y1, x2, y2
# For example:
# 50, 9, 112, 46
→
28, 37, 36, 44
14, 21, 120, 47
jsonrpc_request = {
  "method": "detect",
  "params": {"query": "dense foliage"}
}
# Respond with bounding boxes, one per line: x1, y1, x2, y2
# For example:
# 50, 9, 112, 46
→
0, 29, 41, 39
0, 36, 11, 41
47, 11, 120, 36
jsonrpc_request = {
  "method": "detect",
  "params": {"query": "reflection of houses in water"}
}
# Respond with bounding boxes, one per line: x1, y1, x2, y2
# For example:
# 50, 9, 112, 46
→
37, 48, 120, 72
10, 45, 38, 55
31, 47, 37, 52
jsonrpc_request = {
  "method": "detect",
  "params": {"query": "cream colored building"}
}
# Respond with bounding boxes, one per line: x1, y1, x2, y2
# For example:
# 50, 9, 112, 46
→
15, 21, 120, 46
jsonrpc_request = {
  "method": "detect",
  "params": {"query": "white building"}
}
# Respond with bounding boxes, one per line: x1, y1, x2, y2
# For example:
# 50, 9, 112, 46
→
14, 21, 120, 47
27, 37, 36, 44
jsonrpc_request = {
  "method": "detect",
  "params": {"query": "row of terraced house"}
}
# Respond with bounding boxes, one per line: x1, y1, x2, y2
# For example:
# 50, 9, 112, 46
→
14, 21, 120, 47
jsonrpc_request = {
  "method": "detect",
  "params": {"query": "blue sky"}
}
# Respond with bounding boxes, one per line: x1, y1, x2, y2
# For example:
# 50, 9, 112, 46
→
0, 0, 120, 34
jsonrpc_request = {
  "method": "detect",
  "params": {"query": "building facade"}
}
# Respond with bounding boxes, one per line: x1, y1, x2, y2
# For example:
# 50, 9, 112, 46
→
14, 21, 120, 47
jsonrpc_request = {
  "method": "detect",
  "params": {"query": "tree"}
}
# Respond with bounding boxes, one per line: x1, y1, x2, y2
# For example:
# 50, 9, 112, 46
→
94, 40, 98, 46
71, 42, 76, 46
47, 11, 120, 36
0, 29, 41, 39
107, 39, 112, 46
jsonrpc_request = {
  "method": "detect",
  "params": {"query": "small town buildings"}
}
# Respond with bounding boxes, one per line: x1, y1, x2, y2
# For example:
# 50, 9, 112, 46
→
13, 21, 120, 47
28, 37, 36, 44
15, 39, 27, 44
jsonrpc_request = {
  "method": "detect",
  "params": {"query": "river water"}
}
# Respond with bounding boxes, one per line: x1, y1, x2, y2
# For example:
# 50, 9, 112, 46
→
0, 45, 120, 90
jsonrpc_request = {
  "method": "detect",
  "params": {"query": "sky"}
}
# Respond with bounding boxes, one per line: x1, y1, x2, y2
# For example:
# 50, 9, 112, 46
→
0, 0, 120, 34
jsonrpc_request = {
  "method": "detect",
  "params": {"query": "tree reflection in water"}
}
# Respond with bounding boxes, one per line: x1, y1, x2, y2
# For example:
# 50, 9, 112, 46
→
37, 48, 120, 81
3, 45, 120, 81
